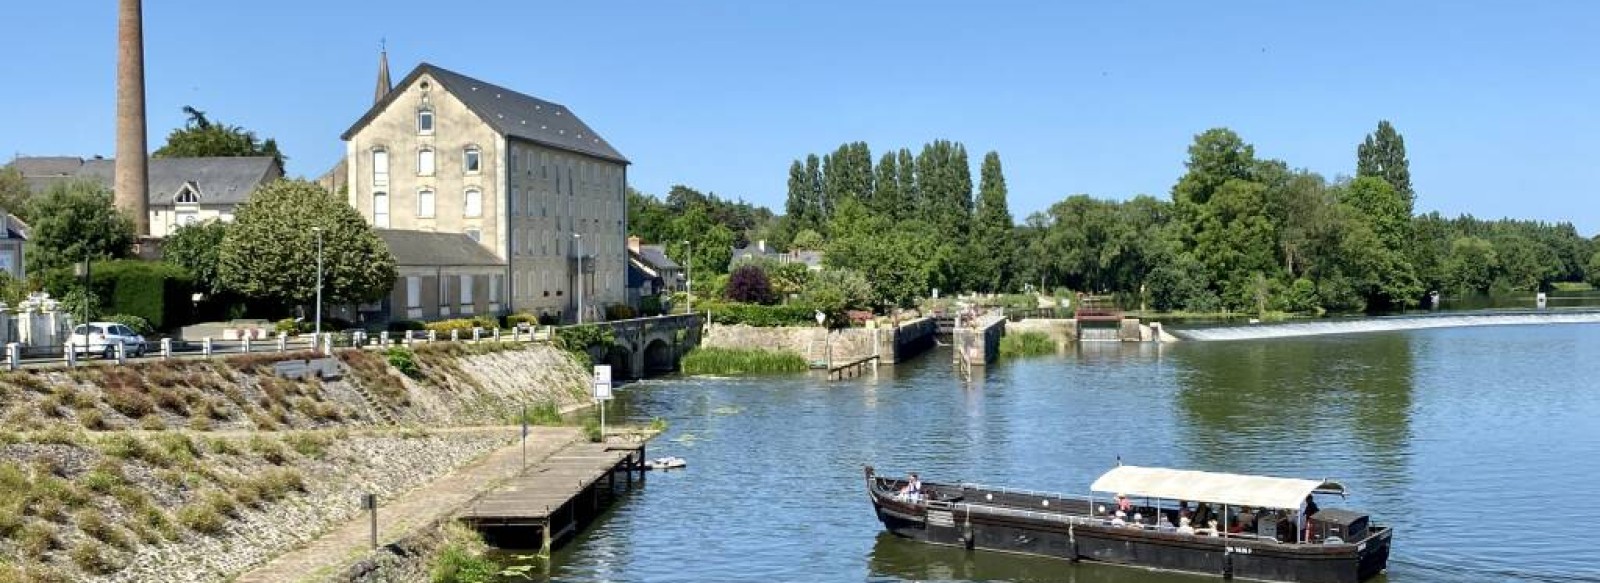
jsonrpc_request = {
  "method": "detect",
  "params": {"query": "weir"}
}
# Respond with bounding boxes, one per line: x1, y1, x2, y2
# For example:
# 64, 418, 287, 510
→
1173, 310, 1600, 341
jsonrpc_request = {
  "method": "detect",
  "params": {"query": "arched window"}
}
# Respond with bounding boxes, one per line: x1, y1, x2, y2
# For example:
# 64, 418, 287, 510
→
373, 191, 390, 228
372, 148, 389, 186
174, 183, 200, 204
417, 188, 436, 218
464, 146, 481, 174
417, 108, 434, 134
463, 188, 483, 218
418, 147, 435, 176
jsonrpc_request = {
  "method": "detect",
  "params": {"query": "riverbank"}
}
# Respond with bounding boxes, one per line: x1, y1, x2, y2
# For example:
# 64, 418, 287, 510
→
0, 342, 593, 582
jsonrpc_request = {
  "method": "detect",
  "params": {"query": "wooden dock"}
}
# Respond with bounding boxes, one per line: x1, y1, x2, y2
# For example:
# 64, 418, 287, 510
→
827, 354, 879, 380
460, 441, 647, 554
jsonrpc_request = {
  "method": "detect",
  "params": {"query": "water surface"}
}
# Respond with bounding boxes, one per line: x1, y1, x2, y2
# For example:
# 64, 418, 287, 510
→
533, 323, 1600, 583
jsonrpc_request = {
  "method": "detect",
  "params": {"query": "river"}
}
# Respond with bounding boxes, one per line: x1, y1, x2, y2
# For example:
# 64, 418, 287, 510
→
526, 322, 1600, 583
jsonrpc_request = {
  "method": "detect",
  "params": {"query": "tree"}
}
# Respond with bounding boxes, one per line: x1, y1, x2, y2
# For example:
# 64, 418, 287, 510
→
800, 269, 873, 314
822, 142, 874, 215
155, 106, 285, 168
871, 151, 901, 219
725, 264, 775, 304
626, 187, 672, 244
1444, 236, 1498, 294
1336, 176, 1420, 308
783, 160, 817, 236
964, 151, 1018, 293
0, 166, 33, 222
217, 180, 395, 307
163, 220, 229, 295
1587, 251, 1600, 288
1356, 120, 1413, 212
1173, 128, 1256, 207
790, 229, 825, 251
23, 180, 136, 273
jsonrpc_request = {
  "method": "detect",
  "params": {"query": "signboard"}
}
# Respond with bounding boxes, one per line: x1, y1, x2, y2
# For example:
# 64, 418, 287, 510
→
592, 365, 613, 401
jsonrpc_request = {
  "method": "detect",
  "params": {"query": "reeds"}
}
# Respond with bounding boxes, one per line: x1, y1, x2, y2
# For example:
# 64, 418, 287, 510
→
999, 332, 1056, 358
680, 347, 807, 375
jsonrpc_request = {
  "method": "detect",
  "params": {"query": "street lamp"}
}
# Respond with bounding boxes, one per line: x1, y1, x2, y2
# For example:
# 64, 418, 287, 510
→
681, 239, 692, 315
573, 233, 583, 325
312, 227, 324, 336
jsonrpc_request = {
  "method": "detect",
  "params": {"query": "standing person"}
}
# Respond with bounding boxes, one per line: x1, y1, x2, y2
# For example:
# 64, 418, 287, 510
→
1116, 493, 1133, 514
1298, 495, 1320, 542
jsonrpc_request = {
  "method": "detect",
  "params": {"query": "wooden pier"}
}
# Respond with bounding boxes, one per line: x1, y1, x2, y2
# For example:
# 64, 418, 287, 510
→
460, 441, 647, 555
827, 354, 879, 380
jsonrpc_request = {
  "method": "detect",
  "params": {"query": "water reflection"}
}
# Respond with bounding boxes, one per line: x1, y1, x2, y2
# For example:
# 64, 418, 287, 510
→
866, 531, 1214, 583
1168, 333, 1413, 499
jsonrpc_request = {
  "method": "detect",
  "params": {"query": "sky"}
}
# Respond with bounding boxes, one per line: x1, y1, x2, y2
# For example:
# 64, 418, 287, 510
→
3, 1, 1597, 234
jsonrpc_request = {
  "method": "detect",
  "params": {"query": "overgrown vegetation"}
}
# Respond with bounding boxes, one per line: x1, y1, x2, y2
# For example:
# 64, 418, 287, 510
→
553, 325, 616, 368
999, 332, 1057, 358
680, 347, 808, 375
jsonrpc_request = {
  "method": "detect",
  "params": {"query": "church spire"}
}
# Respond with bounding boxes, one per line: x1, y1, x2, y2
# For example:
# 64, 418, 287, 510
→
374, 40, 391, 104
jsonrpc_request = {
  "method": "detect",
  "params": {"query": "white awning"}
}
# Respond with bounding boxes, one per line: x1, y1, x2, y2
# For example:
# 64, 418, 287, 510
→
1089, 466, 1343, 510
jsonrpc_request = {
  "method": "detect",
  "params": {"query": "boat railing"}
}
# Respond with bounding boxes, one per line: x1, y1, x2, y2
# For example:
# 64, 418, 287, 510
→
958, 482, 1097, 504
953, 502, 1103, 527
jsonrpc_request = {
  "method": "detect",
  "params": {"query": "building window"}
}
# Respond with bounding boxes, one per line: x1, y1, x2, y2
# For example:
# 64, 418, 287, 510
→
465, 228, 482, 242
174, 185, 200, 204
417, 188, 436, 218
372, 148, 389, 187
464, 146, 481, 174
541, 153, 548, 179
511, 188, 520, 217
373, 191, 390, 228
406, 276, 421, 308
460, 275, 473, 305
418, 148, 435, 176
418, 109, 434, 134
438, 275, 450, 316
464, 188, 483, 218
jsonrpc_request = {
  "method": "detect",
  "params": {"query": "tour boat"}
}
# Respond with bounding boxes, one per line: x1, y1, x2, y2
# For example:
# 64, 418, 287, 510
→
865, 465, 1392, 583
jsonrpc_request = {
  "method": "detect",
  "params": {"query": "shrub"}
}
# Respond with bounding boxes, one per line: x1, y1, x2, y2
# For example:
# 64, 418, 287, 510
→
176, 502, 225, 535
106, 313, 154, 336
104, 385, 155, 419
81, 465, 125, 494
511, 401, 564, 426
639, 295, 663, 316
604, 304, 637, 321
75, 509, 132, 550
386, 319, 427, 333
680, 347, 808, 375
70, 539, 124, 575
249, 435, 289, 465
42, 259, 196, 332
283, 432, 331, 458
18, 521, 58, 558
503, 313, 538, 328
725, 265, 775, 304
424, 317, 496, 334
274, 318, 308, 334
702, 301, 819, 327
152, 387, 188, 415
999, 331, 1056, 359
385, 346, 420, 378
151, 432, 202, 463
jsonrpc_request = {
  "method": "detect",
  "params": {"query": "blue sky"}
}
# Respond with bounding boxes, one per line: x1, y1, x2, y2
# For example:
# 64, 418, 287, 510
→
3, 1, 1597, 234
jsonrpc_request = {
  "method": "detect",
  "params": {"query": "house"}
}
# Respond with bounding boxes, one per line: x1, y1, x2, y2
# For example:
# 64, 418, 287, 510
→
0, 214, 27, 280
9, 156, 282, 236
340, 58, 630, 323
730, 240, 823, 271
374, 229, 506, 323
626, 236, 683, 292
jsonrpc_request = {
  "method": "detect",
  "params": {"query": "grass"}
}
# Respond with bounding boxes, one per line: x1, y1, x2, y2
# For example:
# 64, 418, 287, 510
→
428, 523, 497, 583
680, 347, 808, 375
1552, 281, 1594, 292
509, 401, 566, 426
248, 434, 290, 465
336, 350, 411, 407
999, 331, 1057, 358
283, 431, 332, 458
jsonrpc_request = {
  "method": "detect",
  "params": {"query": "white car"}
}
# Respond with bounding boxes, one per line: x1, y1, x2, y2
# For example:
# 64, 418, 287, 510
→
68, 323, 147, 358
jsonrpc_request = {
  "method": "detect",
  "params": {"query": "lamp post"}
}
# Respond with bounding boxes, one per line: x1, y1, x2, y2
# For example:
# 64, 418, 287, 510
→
312, 227, 323, 337
681, 239, 692, 315
573, 233, 583, 325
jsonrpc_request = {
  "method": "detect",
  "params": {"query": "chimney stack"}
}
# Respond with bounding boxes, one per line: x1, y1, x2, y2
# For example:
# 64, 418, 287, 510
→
115, 0, 150, 237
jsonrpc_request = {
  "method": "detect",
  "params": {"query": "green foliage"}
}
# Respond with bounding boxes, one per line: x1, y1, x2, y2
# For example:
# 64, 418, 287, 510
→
999, 332, 1056, 358
1356, 120, 1413, 210
424, 317, 497, 334
163, 220, 230, 295
970, 151, 1017, 293
604, 304, 637, 320
23, 180, 135, 274
799, 269, 873, 316
681, 347, 808, 375
106, 314, 153, 336
582, 417, 603, 443
1588, 251, 1600, 288
430, 542, 499, 583
218, 179, 396, 306
387, 319, 427, 332
0, 166, 33, 222
701, 301, 820, 327
790, 228, 825, 251
512, 401, 565, 426
553, 325, 615, 367
385, 346, 420, 378
40, 260, 196, 332
154, 106, 285, 168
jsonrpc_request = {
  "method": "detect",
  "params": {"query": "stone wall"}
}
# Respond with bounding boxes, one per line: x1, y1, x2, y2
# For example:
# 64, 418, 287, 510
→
702, 324, 876, 363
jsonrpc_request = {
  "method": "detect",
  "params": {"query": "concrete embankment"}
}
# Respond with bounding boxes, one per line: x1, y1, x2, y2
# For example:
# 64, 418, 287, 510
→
0, 342, 591, 583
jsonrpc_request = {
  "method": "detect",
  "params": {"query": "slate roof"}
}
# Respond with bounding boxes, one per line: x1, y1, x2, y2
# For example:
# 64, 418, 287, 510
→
730, 245, 824, 269
10, 156, 280, 206
376, 229, 505, 268
637, 244, 680, 271
341, 63, 628, 164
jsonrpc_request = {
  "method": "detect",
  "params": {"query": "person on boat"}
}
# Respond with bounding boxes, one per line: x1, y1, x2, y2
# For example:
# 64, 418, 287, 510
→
898, 473, 923, 500
1111, 510, 1127, 527
1177, 501, 1192, 522
1115, 493, 1133, 514
1175, 516, 1195, 535
1297, 494, 1320, 542
1237, 506, 1258, 534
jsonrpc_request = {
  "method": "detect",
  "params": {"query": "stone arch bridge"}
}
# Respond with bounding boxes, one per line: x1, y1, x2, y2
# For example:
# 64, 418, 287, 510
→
585, 314, 702, 379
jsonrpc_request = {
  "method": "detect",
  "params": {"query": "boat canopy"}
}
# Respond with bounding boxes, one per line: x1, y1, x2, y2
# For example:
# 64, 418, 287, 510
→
1090, 466, 1346, 510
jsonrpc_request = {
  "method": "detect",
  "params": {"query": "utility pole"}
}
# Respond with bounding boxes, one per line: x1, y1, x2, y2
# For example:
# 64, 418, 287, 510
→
681, 239, 692, 315
574, 233, 583, 324
313, 227, 324, 336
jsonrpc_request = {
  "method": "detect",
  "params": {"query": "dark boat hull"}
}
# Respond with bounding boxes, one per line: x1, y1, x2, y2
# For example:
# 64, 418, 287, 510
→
871, 484, 1391, 583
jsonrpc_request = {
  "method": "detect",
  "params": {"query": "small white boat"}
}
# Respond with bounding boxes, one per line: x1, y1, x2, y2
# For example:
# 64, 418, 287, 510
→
646, 456, 687, 470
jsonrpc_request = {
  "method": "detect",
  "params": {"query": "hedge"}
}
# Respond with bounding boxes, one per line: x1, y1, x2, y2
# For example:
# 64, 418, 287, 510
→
43, 259, 195, 332
424, 317, 497, 333
701, 301, 820, 327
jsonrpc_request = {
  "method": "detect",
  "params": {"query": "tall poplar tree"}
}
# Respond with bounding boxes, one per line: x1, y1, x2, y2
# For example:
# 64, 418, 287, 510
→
970, 151, 1016, 292
1356, 120, 1414, 213
822, 142, 874, 214
873, 151, 901, 219
784, 159, 816, 234
896, 148, 918, 221
804, 154, 824, 228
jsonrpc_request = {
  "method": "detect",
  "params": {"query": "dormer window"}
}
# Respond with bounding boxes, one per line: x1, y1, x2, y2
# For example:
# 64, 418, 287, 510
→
174, 183, 200, 205
464, 146, 481, 174
417, 108, 434, 135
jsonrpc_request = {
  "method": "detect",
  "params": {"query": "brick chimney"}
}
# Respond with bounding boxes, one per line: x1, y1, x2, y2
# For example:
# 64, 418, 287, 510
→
627, 235, 641, 253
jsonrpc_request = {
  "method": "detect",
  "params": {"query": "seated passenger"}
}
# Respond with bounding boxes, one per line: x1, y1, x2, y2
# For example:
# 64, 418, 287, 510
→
1175, 516, 1195, 536
898, 473, 923, 500
1111, 510, 1127, 527
1115, 493, 1133, 514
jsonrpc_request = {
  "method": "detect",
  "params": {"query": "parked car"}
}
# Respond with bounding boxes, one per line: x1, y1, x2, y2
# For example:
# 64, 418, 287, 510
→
67, 323, 147, 358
